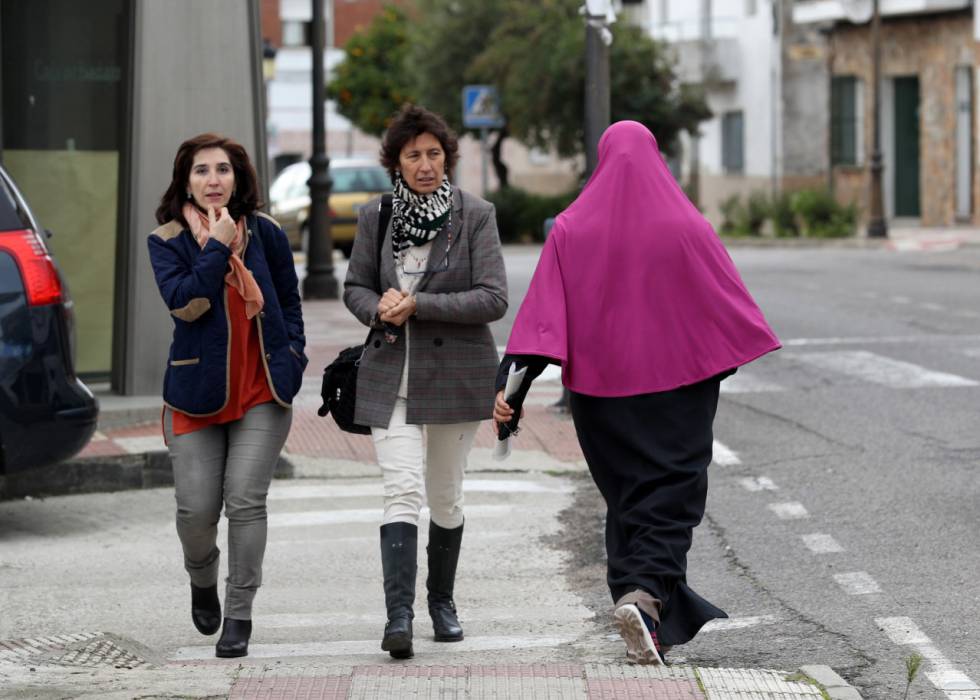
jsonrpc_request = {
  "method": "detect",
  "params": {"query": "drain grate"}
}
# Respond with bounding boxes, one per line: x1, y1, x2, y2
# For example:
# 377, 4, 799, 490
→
47, 636, 151, 670
0, 632, 152, 670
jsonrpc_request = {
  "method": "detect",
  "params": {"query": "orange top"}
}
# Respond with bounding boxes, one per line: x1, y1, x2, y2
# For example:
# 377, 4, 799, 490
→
172, 284, 275, 436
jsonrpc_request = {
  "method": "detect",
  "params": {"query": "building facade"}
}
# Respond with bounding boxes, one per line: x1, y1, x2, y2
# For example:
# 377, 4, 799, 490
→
792, 0, 975, 227
635, 0, 783, 225
0, 0, 266, 394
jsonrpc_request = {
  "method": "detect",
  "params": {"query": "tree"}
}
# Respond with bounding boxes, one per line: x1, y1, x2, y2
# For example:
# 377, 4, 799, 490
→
328, 1, 709, 183
471, 0, 710, 159
408, 0, 512, 186
326, 5, 416, 137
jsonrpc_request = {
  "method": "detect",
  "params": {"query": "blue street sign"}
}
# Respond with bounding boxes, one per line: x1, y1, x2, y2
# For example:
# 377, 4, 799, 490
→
462, 85, 505, 129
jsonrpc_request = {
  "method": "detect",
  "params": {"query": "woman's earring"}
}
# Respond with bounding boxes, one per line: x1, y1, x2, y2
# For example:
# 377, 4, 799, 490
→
186, 191, 192, 200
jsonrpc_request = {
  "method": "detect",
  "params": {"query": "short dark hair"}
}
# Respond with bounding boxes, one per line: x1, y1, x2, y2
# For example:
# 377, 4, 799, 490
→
155, 133, 263, 226
380, 104, 459, 178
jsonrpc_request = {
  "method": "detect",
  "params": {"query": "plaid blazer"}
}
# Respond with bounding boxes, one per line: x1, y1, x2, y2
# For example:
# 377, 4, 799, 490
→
343, 188, 508, 427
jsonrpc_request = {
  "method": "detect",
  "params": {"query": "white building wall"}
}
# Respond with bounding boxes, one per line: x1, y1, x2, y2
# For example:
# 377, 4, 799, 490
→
647, 0, 777, 179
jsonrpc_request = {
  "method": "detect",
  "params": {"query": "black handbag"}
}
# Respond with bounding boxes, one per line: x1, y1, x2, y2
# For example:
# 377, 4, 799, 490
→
317, 194, 393, 434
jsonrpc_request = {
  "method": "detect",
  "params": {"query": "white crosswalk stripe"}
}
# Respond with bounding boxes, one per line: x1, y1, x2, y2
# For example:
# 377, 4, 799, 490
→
712, 441, 741, 466
789, 350, 978, 388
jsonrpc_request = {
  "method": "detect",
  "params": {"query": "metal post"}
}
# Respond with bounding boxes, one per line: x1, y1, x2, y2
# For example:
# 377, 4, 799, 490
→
867, 0, 888, 238
480, 127, 490, 195
584, 9, 611, 177
304, 0, 339, 298
554, 2, 611, 413
688, 0, 711, 207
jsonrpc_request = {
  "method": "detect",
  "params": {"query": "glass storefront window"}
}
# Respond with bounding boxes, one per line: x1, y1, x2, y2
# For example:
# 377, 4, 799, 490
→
1, 0, 128, 378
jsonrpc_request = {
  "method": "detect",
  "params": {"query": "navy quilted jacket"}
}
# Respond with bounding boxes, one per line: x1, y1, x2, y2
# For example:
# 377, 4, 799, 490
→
147, 212, 306, 416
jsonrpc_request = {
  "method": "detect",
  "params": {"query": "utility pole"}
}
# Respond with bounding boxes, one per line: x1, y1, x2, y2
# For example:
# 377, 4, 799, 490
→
584, 0, 612, 176
554, 0, 614, 413
688, 0, 711, 208
304, 0, 339, 299
867, 0, 888, 238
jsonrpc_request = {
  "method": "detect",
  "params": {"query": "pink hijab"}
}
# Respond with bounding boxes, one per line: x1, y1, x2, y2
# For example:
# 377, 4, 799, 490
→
505, 120, 780, 397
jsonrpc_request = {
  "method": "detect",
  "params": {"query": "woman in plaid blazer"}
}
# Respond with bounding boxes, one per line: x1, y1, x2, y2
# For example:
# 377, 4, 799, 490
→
343, 105, 507, 660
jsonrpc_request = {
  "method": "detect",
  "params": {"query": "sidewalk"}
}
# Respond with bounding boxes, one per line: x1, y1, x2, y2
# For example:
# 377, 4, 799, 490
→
720, 224, 980, 252
0, 297, 863, 699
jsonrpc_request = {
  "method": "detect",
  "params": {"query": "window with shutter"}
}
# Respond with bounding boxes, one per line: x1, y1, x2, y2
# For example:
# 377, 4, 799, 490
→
831, 76, 858, 166
722, 111, 744, 174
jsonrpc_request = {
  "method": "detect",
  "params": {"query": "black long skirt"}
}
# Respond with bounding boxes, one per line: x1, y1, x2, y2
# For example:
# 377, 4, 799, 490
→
569, 377, 728, 647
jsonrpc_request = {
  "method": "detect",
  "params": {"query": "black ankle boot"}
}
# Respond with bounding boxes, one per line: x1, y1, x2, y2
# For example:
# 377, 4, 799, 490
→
190, 583, 221, 636
380, 522, 417, 659
215, 618, 251, 658
427, 521, 464, 642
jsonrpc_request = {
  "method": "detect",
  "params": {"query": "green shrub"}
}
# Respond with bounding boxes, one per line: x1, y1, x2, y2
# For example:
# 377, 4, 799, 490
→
790, 189, 857, 238
487, 187, 577, 242
719, 194, 746, 235
718, 193, 765, 236
769, 191, 798, 237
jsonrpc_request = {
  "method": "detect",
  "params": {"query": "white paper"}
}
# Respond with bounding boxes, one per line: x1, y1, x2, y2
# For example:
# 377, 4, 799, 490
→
493, 365, 527, 461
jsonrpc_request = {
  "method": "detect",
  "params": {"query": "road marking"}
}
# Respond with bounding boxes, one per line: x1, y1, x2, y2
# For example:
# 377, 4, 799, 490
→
739, 476, 778, 492
801, 533, 844, 554
833, 571, 881, 595
268, 479, 572, 501
920, 302, 945, 311
171, 635, 576, 661
720, 371, 784, 394
876, 617, 980, 698
790, 350, 978, 388
701, 615, 779, 633
963, 348, 980, 358
269, 504, 517, 528
892, 296, 912, 304
955, 310, 980, 319
768, 502, 809, 519
712, 441, 741, 466
783, 334, 980, 347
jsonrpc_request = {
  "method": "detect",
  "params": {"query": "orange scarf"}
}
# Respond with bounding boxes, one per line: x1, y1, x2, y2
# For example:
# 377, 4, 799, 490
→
183, 203, 264, 319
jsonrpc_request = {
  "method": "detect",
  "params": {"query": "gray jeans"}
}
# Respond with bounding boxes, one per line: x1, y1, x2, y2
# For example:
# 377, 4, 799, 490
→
164, 402, 291, 620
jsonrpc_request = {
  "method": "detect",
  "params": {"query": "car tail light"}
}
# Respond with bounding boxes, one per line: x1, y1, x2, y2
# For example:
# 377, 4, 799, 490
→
0, 229, 63, 306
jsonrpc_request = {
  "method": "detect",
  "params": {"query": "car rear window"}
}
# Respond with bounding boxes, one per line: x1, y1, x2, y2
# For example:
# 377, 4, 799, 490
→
331, 167, 390, 194
0, 171, 34, 232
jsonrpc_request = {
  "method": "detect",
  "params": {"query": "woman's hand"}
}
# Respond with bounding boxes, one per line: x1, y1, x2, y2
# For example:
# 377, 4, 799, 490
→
381, 294, 416, 327
377, 288, 407, 318
492, 390, 520, 435
209, 206, 237, 246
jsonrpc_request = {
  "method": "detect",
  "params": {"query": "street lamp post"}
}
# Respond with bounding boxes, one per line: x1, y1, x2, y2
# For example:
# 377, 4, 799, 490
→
553, 0, 613, 413
304, 0, 339, 299
867, 0, 888, 238
584, 0, 612, 177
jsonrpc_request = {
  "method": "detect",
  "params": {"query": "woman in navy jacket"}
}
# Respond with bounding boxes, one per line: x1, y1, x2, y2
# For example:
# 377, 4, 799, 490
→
148, 133, 306, 658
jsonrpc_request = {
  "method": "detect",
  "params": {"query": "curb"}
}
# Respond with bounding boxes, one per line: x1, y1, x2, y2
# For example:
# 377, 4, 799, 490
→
0, 451, 294, 501
800, 665, 863, 699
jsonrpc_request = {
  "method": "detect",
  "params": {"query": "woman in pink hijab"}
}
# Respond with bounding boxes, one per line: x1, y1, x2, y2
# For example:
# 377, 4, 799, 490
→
493, 121, 780, 664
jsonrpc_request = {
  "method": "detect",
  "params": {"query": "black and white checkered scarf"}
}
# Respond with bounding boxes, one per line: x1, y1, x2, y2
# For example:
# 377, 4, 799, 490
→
390, 171, 452, 262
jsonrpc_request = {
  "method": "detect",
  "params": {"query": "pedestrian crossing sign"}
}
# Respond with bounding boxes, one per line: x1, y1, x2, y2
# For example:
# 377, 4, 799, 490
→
462, 85, 504, 129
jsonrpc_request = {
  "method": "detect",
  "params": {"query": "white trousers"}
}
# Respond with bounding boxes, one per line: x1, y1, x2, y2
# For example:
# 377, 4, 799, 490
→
372, 398, 480, 528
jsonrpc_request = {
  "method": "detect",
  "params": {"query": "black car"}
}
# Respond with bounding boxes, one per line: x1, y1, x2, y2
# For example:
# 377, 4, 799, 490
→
0, 165, 98, 472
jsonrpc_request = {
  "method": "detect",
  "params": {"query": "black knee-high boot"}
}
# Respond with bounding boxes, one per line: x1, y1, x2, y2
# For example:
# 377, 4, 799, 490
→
427, 521, 464, 642
380, 522, 417, 659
